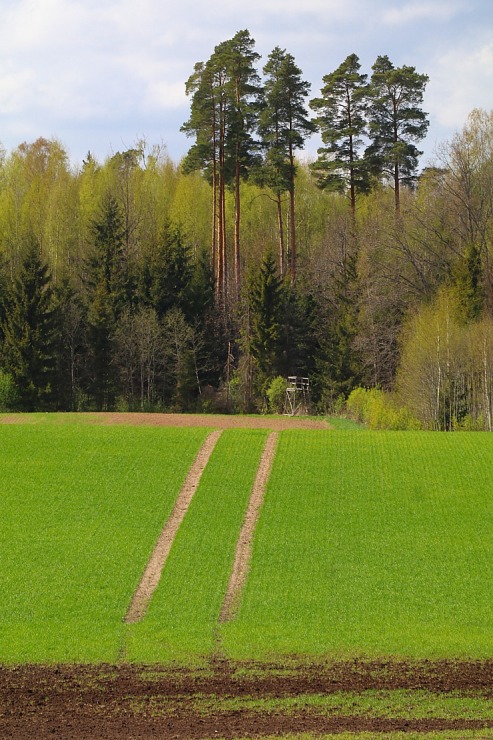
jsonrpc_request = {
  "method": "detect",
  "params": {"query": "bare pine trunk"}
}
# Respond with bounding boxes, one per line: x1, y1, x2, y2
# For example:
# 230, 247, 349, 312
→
394, 161, 400, 213
211, 152, 217, 279
234, 152, 241, 296
289, 188, 296, 282
277, 192, 285, 277
288, 143, 296, 283
221, 176, 227, 302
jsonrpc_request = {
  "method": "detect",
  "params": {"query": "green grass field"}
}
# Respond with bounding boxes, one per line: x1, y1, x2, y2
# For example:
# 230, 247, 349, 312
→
125, 428, 268, 661
0, 423, 209, 662
2, 422, 493, 663
223, 431, 493, 659
3, 419, 493, 738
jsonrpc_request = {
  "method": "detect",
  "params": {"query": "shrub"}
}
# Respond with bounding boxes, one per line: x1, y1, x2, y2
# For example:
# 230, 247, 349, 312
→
266, 376, 287, 414
0, 371, 18, 412
347, 387, 421, 430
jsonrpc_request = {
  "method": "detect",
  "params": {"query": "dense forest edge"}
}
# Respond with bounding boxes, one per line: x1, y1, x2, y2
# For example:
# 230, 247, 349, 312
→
0, 31, 492, 430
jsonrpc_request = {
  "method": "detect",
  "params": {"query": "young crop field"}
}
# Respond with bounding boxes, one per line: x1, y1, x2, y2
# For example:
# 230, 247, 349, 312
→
0, 422, 209, 662
125, 428, 269, 662
223, 430, 493, 659
2, 416, 493, 738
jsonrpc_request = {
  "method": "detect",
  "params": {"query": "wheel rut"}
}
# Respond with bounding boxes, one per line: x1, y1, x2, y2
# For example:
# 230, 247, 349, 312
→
220, 431, 278, 623
124, 429, 222, 624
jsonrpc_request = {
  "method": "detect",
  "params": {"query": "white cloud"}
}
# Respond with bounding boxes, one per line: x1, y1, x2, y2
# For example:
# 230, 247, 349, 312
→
427, 41, 493, 132
0, 0, 491, 164
382, 1, 466, 25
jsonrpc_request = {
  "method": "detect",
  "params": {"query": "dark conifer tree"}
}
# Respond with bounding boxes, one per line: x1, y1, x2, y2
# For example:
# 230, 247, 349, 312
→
52, 277, 86, 410
1, 237, 57, 410
139, 224, 193, 320
84, 194, 126, 410
280, 285, 318, 380
313, 248, 361, 406
247, 250, 286, 388
453, 243, 484, 323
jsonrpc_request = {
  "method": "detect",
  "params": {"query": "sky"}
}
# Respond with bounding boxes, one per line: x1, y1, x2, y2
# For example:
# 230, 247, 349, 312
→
0, 0, 492, 169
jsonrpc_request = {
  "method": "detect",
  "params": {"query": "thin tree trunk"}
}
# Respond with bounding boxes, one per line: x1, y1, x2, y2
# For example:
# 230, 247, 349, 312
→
217, 98, 226, 304
393, 104, 400, 212
394, 161, 400, 212
277, 192, 285, 277
234, 150, 241, 296
289, 186, 296, 282
216, 171, 223, 302
484, 337, 492, 431
288, 136, 297, 282
211, 147, 217, 280
221, 174, 227, 302
347, 92, 356, 223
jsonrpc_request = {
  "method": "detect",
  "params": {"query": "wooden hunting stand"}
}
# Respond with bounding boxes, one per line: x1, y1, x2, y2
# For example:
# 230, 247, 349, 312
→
284, 376, 310, 416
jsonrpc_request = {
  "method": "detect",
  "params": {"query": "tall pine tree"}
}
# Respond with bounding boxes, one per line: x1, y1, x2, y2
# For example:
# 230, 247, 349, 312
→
310, 53, 369, 218
259, 47, 315, 280
366, 55, 429, 211
182, 30, 262, 302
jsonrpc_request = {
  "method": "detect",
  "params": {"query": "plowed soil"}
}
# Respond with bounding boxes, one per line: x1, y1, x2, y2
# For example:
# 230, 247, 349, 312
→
2, 660, 493, 738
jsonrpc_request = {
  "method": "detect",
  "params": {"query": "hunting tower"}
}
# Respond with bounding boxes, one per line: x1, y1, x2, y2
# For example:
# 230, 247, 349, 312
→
284, 376, 310, 416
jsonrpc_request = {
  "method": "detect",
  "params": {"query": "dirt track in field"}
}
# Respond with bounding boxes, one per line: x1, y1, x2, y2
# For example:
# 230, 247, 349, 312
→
220, 432, 278, 624
2, 660, 493, 738
99, 412, 331, 430
124, 430, 222, 624
0, 411, 331, 430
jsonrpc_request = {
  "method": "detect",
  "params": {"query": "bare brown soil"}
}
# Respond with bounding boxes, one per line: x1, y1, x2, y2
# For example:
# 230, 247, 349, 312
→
220, 432, 278, 623
2, 660, 493, 738
99, 412, 331, 430
0, 412, 331, 430
125, 430, 222, 624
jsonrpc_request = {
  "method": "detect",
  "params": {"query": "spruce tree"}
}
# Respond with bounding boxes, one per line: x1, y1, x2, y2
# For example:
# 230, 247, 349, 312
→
453, 243, 484, 323
84, 193, 126, 410
139, 223, 194, 320
247, 250, 285, 388
1, 237, 57, 410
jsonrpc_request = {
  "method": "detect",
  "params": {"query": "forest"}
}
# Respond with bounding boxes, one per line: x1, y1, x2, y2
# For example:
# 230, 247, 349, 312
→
0, 30, 492, 430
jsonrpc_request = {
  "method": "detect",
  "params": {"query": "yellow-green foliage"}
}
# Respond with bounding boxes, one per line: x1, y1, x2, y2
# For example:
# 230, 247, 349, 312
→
346, 387, 421, 430
397, 288, 493, 430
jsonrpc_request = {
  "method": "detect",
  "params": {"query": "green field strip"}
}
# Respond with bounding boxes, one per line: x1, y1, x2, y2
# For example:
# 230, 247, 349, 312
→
201, 689, 493, 720
220, 432, 278, 622
222, 431, 493, 659
0, 424, 209, 662
125, 428, 269, 662
125, 430, 223, 623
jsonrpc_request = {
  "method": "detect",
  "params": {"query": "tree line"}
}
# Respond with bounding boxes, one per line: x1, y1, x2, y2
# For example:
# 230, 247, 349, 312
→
0, 32, 492, 428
